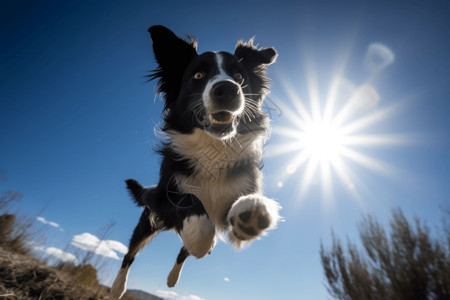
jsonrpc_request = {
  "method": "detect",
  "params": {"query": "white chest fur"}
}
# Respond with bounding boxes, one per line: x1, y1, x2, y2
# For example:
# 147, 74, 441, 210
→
168, 128, 264, 228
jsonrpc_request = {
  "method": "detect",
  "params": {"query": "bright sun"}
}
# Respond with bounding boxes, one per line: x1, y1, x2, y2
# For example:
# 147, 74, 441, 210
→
266, 75, 406, 200
263, 41, 411, 203
302, 119, 344, 163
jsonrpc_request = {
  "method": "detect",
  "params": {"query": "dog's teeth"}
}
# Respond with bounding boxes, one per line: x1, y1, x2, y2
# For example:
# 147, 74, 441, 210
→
210, 111, 233, 124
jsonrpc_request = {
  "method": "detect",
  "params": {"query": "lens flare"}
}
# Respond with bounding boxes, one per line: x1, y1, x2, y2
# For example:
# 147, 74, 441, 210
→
266, 74, 408, 201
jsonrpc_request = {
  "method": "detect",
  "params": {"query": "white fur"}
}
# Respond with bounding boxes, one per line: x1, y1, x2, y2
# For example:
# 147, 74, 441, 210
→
227, 193, 281, 248
180, 215, 216, 258
168, 128, 265, 228
216, 52, 227, 77
111, 267, 130, 300
167, 260, 185, 288
168, 128, 264, 175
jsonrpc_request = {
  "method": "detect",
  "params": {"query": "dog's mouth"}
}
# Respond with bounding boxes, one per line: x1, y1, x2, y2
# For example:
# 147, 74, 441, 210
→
209, 111, 233, 124
197, 111, 239, 139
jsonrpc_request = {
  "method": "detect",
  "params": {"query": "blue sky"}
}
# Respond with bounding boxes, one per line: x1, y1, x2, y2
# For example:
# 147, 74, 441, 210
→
1, 1, 449, 299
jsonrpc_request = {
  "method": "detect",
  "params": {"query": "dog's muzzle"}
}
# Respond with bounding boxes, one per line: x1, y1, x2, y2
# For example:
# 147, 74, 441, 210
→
201, 80, 244, 139
210, 81, 242, 112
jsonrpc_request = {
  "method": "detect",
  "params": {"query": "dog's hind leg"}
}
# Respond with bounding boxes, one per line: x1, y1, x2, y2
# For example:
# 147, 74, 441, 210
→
166, 213, 216, 287
179, 213, 216, 258
111, 209, 161, 299
165, 193, 216, 287
167, 246, 190, 287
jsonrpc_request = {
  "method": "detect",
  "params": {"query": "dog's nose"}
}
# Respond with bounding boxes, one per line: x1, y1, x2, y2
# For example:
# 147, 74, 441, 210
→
212, 81, 240, 103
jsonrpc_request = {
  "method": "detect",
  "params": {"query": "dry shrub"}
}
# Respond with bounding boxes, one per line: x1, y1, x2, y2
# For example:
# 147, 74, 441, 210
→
0, 247, 107, 299
0, 190, 32, 254
0, 188, 150, 299
321, 208, 450, 300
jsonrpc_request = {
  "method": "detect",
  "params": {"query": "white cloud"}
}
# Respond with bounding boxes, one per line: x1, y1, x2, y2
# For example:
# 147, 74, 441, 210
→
71, 232, 128, 260
45, 247, 77, 263
155, 290, 178, 300
103, 239, 128, 254
224, 277, 230, 282
34, 246, 77, 263
33, 245, 45, 252
155, 290, 205, 300
183, 296, 205, 300
364, 43, 395, 73
36, 216, 61, 229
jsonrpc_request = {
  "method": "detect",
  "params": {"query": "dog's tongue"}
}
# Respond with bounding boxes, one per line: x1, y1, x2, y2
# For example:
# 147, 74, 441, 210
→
210, 111, 233, 124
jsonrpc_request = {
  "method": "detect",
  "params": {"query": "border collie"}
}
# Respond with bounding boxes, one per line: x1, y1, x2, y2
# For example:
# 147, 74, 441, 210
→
111, 25, 280, 299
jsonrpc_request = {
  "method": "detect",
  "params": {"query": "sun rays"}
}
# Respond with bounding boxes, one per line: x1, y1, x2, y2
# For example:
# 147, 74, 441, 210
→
266, 54, 407, 202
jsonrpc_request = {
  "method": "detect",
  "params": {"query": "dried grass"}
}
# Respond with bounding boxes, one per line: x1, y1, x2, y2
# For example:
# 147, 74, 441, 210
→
0, 247, 142, 300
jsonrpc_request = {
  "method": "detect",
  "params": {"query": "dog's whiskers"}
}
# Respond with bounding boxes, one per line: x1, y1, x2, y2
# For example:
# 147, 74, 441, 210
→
245, 102, 260, 111
187, 100, 203, 111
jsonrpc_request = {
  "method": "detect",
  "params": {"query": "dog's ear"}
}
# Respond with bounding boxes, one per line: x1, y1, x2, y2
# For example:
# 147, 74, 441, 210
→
149, 25, 198, 70
148, 26, 198, 103
235, 39, 277, 100
234, 39, 278, 70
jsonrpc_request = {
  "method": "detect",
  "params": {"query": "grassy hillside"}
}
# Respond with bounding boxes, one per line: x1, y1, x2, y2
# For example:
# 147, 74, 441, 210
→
0, 245, 106, 299
0, 245, 163, 300
0, 190, 160, 300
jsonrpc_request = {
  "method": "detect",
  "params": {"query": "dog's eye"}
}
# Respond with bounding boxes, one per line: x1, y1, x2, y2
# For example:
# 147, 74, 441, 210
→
193, 72, 204, 80
234, 72, 243, 81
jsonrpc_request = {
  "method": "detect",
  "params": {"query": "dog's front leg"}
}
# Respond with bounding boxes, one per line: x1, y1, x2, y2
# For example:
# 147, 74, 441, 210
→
227, 194, 281, 248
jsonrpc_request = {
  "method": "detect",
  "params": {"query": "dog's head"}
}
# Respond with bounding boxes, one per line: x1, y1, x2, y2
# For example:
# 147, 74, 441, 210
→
148, 25, 277, 140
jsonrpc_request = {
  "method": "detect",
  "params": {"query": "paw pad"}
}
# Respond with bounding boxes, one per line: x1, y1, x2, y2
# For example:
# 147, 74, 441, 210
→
228, 196, 274, 243
258, 215, 270, 230
239, 211, 252, 222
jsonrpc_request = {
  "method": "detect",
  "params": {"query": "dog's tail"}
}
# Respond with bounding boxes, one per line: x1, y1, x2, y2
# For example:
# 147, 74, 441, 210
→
125, 179, 147, 207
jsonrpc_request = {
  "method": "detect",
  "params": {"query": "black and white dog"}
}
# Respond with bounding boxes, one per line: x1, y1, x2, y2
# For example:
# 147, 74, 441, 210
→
111, 25, 280, 299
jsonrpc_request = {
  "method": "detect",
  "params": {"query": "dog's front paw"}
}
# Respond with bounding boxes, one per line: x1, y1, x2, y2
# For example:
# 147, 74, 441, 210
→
227, 194, 280, 248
